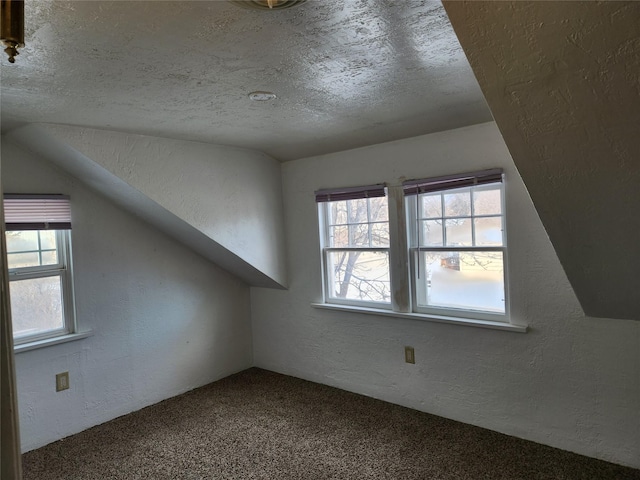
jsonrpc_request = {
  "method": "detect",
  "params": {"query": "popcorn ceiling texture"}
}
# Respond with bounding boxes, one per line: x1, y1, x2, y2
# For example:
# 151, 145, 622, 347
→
22, 369, 640, 480
0, 0, 491, 161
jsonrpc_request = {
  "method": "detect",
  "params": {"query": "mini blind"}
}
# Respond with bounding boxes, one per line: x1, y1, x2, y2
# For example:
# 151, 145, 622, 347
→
402, 168, 503, 196
314, 184, 386, 203
3, 195, 72, 231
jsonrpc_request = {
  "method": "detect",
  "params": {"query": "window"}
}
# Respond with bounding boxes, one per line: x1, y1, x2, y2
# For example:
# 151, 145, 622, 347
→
316, 184, 391, 308
4, 195, 77, 345
404, 169, 507, 321
316, 169, 511, 325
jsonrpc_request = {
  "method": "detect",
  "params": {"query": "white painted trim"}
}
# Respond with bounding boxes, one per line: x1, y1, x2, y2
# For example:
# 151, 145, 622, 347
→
311, 303, 528, 333
14, 330, 93, 353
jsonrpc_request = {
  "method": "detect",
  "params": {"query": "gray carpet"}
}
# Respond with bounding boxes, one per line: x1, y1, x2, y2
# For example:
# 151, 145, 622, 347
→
23, 368, 640, 479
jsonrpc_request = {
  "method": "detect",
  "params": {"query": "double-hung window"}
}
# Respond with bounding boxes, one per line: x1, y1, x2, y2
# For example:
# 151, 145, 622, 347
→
316, 184, 391, 308
404, 169, 507, 321
316, 169, 514, 327
4, 195, 77, 345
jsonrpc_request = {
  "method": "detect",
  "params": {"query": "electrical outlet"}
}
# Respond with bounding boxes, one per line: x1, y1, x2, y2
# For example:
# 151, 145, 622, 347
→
404, 346, 415, 364
56, 372, 69, 392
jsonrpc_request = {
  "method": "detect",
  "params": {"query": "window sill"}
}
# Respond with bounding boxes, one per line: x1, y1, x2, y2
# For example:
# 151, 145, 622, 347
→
311, 303, 527, 333
14, 330, 93, 354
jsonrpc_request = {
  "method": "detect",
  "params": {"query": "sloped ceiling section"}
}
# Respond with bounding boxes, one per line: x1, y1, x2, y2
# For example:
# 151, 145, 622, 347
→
444, 1, 640, 320
7, 124, 288, 289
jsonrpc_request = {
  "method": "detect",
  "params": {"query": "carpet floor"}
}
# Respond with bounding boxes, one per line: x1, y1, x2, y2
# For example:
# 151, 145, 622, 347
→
23, 368, 640, 479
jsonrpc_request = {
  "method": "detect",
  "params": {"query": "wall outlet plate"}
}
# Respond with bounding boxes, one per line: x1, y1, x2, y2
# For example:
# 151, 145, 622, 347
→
405, 346, 415, 364
56, 372, 69, 392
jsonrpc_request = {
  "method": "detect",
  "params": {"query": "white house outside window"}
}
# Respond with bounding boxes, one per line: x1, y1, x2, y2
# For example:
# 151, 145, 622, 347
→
4, 195, 77, 345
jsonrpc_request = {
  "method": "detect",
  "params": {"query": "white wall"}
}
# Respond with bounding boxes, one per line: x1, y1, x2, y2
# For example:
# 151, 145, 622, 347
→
251, 122, 640, 468
2, 138, 254, 452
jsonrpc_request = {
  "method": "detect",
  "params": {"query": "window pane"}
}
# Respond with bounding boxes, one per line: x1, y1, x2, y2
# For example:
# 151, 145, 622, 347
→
420, 194, 442, 219
474, 217, 503, 246
444, 190, 471, 217
7, 252, 40, 269
41, 250, 59, 265
330, 226, 348, 248
348, 199, 368, 223
421, 220, 443, 247
329, 201, 348, 225
419, 251, 505, 313
5, 230, 59, 267
369, 197, 388, 222
445, 218, 472, 246
473, 188, 502, 216
40, 230, 57, 250
6, 231, 38, 253
327, 250, 390, 303
349, 224, 370, 247
10, 276, 65, 338
371, 222, 389, 247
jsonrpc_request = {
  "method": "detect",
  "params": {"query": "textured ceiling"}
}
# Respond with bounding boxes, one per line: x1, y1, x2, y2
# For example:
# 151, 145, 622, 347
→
0, 0, 491, 161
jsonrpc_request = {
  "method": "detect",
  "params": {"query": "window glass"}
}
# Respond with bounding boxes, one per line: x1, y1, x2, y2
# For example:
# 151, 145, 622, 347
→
473, 187, 502, 215
420, 194, 442, 218
6, 230, 58, 268
6, 230, 39, 253
474, 217, 503, 246
371, 222, 389, 247
321, 194, 390, 307
4, 196, 76, 346
369, 197, 389, 222
350, 223, 370, 247
348, 198, 368, 223
421, 220, 444, 247
330, 201, 348, 225
5, 228, 74, 345
445, 218, 472, 246
10, 275, 64, 338
444, 190, 471, 217
327, 250, 390, 303
408, 180, 507, 319
7, 252, 40, 269
330, 225, 349, 248
318, 174, 509, 324
418, 251, 505, 314
40, 230, 57, 250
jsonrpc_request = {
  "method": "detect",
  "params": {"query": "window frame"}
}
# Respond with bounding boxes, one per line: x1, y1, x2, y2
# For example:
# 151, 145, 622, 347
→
405, 181, 510, 322
4, 195, 78, 346
317, 187, 392, 310
315, 170, 517, 329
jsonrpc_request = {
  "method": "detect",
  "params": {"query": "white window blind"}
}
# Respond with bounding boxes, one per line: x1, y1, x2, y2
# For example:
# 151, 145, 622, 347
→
3, 195, 72, 231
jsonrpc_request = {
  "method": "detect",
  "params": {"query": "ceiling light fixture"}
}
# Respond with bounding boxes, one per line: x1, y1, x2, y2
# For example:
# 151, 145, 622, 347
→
249, 91, 277, 101
231, 0, 307, 10
0, 0, 24, 63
